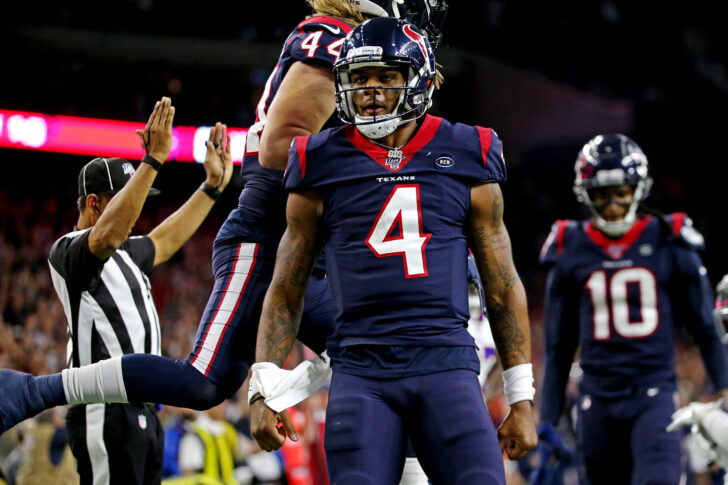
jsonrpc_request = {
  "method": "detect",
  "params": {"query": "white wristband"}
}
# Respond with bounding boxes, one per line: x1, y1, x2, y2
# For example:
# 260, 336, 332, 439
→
502, 363, 535, 406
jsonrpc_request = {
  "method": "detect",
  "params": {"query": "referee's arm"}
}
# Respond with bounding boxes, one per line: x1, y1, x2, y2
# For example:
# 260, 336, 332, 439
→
88, 98, 173, 260
149, 122, 234, 266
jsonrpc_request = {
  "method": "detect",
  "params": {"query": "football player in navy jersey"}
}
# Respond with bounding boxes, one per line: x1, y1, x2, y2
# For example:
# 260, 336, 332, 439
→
535, 134, 728, 485
0, 0, 445, 438
249, 18, 537, 484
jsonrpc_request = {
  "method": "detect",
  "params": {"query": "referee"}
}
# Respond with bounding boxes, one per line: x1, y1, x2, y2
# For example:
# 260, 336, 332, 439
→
47, 97, 233, 485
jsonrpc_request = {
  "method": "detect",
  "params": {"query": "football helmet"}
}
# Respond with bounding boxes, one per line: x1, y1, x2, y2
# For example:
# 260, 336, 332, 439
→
354, 0, 448, 48
714, 274, 728, 345
334, 17, 436, 139
573, 133, 653, 237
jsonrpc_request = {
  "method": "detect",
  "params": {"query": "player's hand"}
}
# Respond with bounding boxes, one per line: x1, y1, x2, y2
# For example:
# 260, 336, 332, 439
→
203, 122, 233, 191
250, 399, 298, 451
135, 96, 175, 163
666, 398, 723, 432
497, 400, 538, 460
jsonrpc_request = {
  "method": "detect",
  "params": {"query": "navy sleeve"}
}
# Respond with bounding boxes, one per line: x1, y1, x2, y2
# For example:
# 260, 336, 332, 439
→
540, 220, 570, 267
286, 17, 351, 69
476, 127, 507, 184
121, 236, 156, 276
539, 264, 581, 425
671, 244, 728, 390
284, 135, 309, 191
48, 229, 103, 290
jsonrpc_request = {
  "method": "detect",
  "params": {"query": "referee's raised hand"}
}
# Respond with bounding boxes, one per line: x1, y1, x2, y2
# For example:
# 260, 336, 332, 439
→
135, 96, 176, 164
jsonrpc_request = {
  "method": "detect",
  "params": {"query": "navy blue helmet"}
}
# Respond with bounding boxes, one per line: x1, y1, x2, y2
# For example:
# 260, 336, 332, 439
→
334, 17, 436, 139
573, 133, 653, 236
354, 0, 448, 48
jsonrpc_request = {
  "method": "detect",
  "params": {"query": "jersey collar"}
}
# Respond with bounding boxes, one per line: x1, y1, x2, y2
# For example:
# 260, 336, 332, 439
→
585, 216, 652, 260
345, 115, 443, 172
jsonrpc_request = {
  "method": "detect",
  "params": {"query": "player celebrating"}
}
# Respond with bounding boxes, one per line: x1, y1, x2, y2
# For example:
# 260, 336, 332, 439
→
536, 134, 728, 484
2, 3, 446, 482
249, 17, 537, 484
0, 0, 446, 427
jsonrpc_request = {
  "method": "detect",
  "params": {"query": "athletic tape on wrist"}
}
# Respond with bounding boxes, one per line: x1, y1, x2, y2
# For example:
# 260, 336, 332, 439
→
248, 351, 332, 413
502, 363, 535, 406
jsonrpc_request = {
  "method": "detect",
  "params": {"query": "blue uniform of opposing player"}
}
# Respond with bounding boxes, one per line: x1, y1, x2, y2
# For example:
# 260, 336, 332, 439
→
0, 0, 449, 434
249, 18, 537, 484
536, 134, 728, 485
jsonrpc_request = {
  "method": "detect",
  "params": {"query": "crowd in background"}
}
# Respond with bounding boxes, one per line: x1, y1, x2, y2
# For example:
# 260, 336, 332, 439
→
2, 1, 727, 483
0, 171, 717, 484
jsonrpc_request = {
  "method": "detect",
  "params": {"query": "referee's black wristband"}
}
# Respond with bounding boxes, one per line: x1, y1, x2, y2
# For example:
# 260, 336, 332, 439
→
141, 155, 163, 171
249, 393, 265, 406
199, 182, 223, 201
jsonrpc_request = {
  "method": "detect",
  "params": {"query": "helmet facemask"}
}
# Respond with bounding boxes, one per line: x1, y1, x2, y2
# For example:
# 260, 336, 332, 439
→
573, 134, 653, 237
574, 178, 652, 237
335, 46, 435, 139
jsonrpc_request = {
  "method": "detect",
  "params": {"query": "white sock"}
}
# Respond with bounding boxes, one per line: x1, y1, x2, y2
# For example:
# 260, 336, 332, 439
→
61, 356, 128, 405
399, 457, 428, 485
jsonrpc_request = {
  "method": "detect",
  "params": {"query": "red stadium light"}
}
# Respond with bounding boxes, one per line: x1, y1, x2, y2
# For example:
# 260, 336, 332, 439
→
0, 109, 248, 164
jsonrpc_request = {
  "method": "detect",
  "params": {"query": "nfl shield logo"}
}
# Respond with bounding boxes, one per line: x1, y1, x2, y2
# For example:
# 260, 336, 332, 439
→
385, 149, 404, 171
607, 245, 625, 259
138, 414, 147, 430
122, 163, 135, 175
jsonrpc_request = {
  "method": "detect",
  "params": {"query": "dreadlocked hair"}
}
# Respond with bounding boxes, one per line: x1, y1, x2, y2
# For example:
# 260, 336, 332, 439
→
308, 0, 365, 26
434, 62, 444, 89
637, 204, 673, 234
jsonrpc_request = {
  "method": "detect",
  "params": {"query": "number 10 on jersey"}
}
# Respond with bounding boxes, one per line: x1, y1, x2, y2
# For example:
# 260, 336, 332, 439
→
366, 185, 432, 278
586, 267, 659, 340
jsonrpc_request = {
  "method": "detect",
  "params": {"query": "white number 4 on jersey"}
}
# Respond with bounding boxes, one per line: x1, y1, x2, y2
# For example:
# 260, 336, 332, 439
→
366, 185, 431, 278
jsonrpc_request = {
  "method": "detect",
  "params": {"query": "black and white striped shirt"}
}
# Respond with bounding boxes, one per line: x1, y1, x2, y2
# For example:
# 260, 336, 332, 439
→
48, 228, 162, 368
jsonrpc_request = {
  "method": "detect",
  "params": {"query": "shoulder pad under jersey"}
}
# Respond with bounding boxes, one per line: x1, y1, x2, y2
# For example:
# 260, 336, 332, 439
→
667, 212, 705, 250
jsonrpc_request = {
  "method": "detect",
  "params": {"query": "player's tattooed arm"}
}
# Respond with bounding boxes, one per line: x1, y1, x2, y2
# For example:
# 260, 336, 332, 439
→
468, 182, 531, 368
256, 190, 324, 366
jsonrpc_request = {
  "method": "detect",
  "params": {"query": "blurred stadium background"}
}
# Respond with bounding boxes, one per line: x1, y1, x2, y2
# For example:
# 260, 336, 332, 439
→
1, 2, 726, 484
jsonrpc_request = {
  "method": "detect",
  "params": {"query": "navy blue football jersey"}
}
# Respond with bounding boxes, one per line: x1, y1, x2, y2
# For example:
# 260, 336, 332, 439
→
284, 115, 506, 364
539, 214, 728, 424
216, 16, 352, 245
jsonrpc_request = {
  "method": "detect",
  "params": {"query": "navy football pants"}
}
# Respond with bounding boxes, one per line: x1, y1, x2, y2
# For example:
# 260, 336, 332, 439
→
324, 369, 505, 485
577, 387, 681, 485
121, 240, 334, 408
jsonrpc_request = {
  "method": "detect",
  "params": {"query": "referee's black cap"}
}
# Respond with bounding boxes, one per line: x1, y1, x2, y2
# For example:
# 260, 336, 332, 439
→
78, 157, 160, 198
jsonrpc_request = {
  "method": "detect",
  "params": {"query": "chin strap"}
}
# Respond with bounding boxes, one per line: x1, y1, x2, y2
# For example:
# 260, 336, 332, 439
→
355, 115, 403, 139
